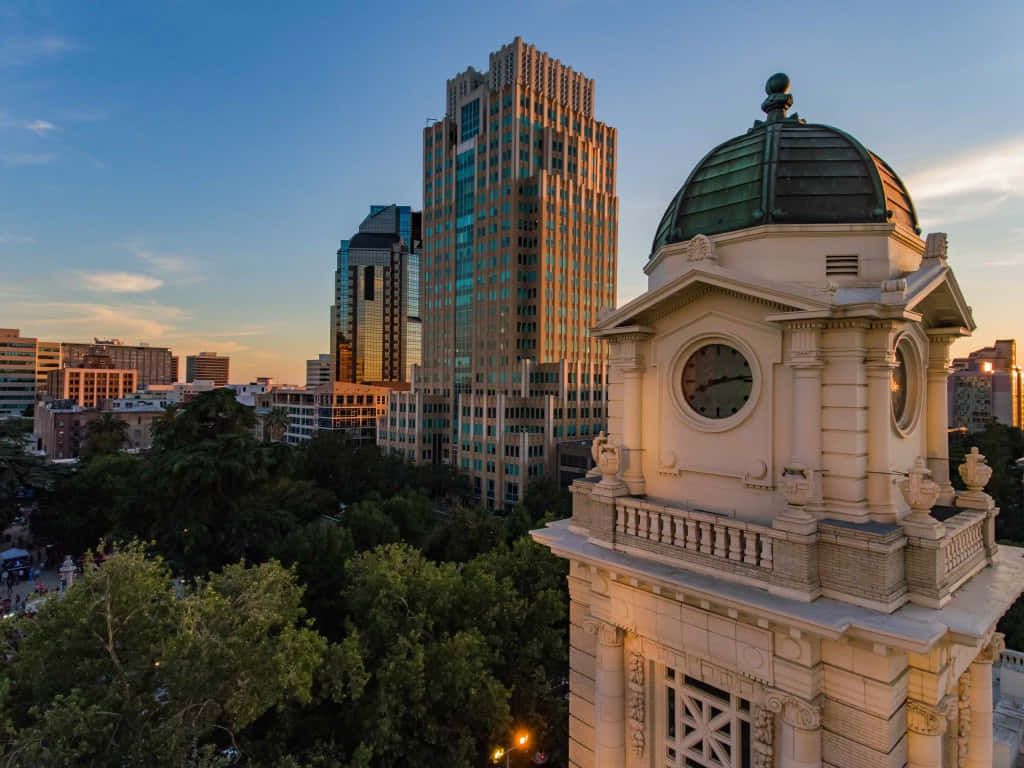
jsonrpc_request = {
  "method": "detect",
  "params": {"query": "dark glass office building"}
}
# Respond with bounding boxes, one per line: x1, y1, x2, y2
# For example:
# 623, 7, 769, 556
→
331, 205, 421, 385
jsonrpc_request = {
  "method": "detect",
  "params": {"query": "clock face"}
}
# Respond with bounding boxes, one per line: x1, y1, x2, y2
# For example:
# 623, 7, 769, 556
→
891, 345, 909, 423
681, 343, 753, 419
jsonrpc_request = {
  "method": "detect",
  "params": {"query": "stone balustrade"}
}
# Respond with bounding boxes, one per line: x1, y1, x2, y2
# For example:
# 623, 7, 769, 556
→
1000, 648, 1024, 673
941, 510, 987, 580
570, 444, 1001, 611
615, 496, 779, 574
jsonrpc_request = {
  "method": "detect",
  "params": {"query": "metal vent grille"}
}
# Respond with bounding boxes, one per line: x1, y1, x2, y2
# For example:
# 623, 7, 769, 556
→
826, 254, 859, 276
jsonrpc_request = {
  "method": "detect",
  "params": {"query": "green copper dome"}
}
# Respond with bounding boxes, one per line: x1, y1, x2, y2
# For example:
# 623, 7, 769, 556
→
651, 74, 919, 257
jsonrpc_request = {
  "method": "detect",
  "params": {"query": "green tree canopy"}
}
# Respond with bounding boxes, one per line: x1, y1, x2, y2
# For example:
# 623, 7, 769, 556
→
1, 541, 326, 767
80, 413, 130, 462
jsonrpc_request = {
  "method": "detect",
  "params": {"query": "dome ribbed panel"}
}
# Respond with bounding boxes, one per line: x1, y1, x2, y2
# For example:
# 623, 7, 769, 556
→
677, 132, 764, 241
649, 120, 920, 260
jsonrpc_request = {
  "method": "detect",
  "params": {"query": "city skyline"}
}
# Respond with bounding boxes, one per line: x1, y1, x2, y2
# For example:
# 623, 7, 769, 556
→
2, 1, 1022, 384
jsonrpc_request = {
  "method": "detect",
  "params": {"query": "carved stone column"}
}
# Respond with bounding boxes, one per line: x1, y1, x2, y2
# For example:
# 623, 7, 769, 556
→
907, 699, 951, 768
965, 634, 1004, 768
926, 331, 959, 505
764, 689, 821, 768
866, 329, 900, 522
589, 620, 626, 768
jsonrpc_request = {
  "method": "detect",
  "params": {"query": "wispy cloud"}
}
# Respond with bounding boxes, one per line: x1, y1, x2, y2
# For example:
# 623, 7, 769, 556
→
24, 119, 59, 137
0, 35, 72, 68
0, 232, 35, 244
3, 296, 188, 341
908, 136, 1024, 228
0, 152, 56, 166
124, 243, 205, 285
78, 271, 165, 293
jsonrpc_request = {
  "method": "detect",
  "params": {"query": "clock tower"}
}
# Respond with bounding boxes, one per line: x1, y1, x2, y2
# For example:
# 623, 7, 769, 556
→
534, 75, 1023, 768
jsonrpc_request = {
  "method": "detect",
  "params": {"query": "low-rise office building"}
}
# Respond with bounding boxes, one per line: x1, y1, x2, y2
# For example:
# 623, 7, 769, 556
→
255, 382, 392, 445
46, 365, 137, 408
33, 397, 163, 459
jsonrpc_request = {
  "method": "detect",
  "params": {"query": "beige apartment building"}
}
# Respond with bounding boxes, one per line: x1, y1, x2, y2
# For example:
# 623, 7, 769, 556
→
47, 366, 137, 408
185, 352, 230, 386
532, 74, 1024, 768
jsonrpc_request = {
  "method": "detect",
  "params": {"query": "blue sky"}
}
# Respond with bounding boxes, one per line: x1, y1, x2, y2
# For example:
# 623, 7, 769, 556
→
2, 0, 1022, 383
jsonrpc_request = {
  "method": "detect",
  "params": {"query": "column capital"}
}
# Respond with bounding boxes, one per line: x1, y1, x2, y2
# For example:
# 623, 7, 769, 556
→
585, 617, 625, 647
975, 632, 1006, 664
763, 689, 821, 730
907, 700, 950, 736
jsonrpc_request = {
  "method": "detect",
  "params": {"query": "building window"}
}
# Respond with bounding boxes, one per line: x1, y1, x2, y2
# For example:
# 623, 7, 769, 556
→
662, 666, 751, 768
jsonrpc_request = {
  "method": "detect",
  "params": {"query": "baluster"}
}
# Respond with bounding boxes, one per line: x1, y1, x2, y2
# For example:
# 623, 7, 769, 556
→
714, 524, 727, 558
660, 512, 671, 543
699, 522, 713, 554
729, 527, 743, 561
744, 532, 759, 565
760, 538, 773, 570
685, 519, 699, 551
616, 505, 624, 534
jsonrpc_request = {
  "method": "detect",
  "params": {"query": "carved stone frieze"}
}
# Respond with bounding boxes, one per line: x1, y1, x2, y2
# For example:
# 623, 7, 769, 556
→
763, 689, 820, 730
907, 700, 949, 736
627, 651, 646, 757
752, 704, 774, 768
957, 672, 970, 766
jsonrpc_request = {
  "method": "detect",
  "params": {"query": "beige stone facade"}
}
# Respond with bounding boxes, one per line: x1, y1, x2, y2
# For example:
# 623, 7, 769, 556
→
533, 78, 1024, 768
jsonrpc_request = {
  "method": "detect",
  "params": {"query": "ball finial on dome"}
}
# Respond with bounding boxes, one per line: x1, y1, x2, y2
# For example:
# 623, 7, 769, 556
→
761, 73, 793, 121
765, 72, 790, 95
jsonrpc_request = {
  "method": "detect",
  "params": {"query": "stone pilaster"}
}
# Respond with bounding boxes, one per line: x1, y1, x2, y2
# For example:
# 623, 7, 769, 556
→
964, 634, 1004, 768
588, 620, 626, 768
866, 345, 899, 523
926, 331, 959, 505
764, 689, 821, 768
610, 330, 650, 496
788, 321, 824, 507
906, 699, 951, 768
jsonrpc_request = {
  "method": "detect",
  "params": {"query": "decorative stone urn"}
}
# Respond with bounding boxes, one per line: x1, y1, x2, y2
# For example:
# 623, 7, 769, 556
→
591, 431, 627, 496
898, 456, 944, 539
957, 446, 995, 510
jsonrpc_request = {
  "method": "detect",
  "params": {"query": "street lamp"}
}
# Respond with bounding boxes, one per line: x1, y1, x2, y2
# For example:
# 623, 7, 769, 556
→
492, 732, 529, 768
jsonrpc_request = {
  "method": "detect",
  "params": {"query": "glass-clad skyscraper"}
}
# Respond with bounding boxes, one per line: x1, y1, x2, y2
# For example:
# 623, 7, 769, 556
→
330, 204, 422, 385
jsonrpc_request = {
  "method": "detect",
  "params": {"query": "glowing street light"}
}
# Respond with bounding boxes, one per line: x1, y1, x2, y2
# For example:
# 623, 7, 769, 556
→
492, 732, 530, 768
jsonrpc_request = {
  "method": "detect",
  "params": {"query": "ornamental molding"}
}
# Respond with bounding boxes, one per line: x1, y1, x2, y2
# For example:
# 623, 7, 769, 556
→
958, 673, 971, 767
906, 700, 949, 736
628, 651, 646, 758
763, 689, 821, 730
752, 704, 775, 768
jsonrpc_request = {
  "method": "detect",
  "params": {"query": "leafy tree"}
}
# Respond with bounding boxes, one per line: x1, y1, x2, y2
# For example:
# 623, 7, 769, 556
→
329, 544, 511, 767
0, 542, 326, 766
0, 435, 54, 529
32, 453, 144, 553
521, 477, 572, 523
262, 407, 291, 443
152, 388, 256, 450
342, 498, 400, 552
79, 412, 129, 461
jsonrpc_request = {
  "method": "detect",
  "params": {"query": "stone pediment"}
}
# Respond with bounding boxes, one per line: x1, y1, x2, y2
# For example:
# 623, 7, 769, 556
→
903, 262, 975, 332
593, 266, 829, 335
